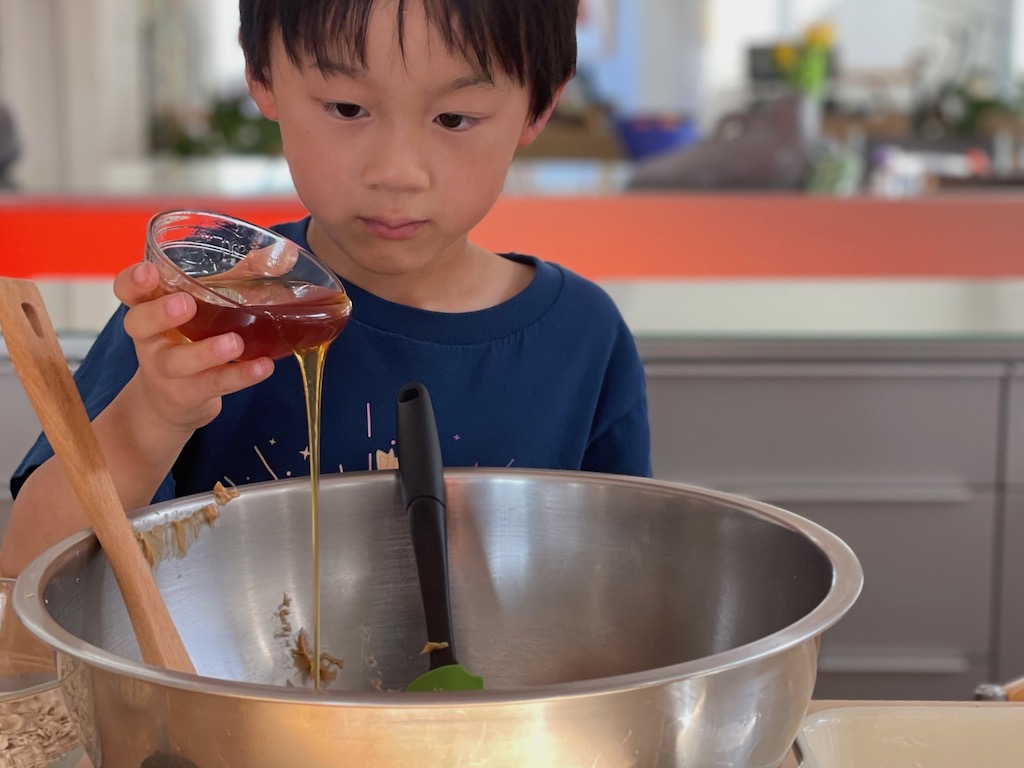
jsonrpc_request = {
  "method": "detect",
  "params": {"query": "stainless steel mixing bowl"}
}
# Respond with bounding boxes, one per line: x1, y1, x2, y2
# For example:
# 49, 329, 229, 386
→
14, 469, 861, 768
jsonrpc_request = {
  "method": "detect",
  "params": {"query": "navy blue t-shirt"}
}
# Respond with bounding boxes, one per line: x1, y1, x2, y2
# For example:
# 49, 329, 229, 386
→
12, 218, 651, 502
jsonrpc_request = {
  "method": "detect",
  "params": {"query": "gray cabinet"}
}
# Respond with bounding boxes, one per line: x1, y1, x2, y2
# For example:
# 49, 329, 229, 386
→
784, 494, 995, 700
0, 340, 89, 540
646, 362, 1002, 487
642, 352, 1012, 701
0, 362, 45, 538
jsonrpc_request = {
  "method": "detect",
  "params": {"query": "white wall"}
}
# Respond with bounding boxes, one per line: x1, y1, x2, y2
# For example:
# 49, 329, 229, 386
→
0, 0, 147, 191
916, 0, 1015, 93
0, 1, 66, 188
834, 3, 917, 71
208, 0, 248, 96
703, 0, 781, 121
0, 0, 238, 192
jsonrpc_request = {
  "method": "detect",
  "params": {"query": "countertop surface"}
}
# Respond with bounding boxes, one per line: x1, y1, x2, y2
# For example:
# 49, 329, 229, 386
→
611, 277, 1024, 361
606, 279, 1024, 340
7, 277, 1024, 363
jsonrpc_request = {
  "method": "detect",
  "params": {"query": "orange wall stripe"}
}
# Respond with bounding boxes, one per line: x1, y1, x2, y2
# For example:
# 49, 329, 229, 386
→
2, 194, 1023, 280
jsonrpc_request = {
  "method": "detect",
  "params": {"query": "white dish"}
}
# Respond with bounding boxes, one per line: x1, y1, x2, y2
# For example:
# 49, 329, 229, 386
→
796, 705, 1024, 767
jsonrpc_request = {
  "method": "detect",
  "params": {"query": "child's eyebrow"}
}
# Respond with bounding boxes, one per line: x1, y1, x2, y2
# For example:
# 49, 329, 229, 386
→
318, 58, 366, 79
316, 57, 494, 93
440, 73, 495, 94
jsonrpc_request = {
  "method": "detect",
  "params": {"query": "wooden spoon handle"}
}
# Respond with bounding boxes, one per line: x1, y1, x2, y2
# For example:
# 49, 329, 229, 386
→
0, 278, 195, 674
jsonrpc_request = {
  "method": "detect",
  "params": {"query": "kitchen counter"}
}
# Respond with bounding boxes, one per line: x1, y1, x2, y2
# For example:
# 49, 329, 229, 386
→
7, 276, 1024, 358
610, 278, 1024, 360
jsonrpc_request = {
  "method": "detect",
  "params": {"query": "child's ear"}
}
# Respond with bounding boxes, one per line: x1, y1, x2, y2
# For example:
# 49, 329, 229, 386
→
246, 69, 280, 121
517, 81, 568, 147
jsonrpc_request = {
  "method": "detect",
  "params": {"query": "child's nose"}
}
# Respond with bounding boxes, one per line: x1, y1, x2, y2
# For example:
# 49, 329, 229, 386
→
362, 123, 431, 192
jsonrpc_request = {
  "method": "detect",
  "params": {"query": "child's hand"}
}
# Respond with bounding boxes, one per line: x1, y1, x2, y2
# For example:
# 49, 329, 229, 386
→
114, 262, 275, 433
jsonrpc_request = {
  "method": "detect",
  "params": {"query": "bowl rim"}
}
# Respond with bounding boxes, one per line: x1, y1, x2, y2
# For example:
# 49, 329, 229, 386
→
13, 468, 864, 708
144, 209, 346, 310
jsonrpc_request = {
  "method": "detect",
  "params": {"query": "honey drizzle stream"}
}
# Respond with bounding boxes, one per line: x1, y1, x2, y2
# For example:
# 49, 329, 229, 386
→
295, 341, 330, 691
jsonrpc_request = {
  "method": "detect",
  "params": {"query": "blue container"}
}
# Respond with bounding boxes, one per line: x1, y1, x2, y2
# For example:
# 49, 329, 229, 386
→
613, 116, 699, 159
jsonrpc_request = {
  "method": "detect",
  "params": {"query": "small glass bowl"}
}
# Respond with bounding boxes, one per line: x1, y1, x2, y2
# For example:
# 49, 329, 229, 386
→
0, 578, 83, 767
144, 210, 352, 361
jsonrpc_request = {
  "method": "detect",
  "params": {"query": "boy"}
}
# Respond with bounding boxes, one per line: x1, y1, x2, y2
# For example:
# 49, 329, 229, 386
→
2, 0, 650, 576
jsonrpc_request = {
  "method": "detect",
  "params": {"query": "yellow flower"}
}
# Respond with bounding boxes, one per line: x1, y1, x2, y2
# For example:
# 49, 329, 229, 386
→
803, 22, 835, 50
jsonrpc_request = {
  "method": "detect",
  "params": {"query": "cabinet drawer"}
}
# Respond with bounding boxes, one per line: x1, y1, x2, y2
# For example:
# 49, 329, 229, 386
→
814, 662, 990, 701
771, 494, 995, 656
780, 492, 995, 701
645, 363, 1003, 485
996, 495, 1024, 682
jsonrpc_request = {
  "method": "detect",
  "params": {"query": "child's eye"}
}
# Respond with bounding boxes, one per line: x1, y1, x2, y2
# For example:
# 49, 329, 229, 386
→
435, 113, 477, 131
325, 102, 366, 119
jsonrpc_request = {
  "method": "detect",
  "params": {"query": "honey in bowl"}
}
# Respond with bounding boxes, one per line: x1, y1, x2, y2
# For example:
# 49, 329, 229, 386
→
164, 275, 352, 361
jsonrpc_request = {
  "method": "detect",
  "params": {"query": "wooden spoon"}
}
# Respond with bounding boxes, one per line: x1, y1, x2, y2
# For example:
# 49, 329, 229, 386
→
0, 278, 195, 674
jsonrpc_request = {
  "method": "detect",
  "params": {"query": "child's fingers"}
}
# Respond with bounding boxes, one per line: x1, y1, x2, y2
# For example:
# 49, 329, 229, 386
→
143, 355, 273, 418
194, 357, 275, 399
122, 291, 197, 342
113, 262, 161, 306
155, 333, 244, 379
132, 341, 273, 422
145, 332, 274, 398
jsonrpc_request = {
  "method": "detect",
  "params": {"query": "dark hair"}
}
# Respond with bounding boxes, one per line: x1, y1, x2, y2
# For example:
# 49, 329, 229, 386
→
240, 0, 577, 122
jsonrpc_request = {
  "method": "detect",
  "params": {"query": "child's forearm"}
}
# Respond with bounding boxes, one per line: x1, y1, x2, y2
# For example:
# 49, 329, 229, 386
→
0, 377, 194, 577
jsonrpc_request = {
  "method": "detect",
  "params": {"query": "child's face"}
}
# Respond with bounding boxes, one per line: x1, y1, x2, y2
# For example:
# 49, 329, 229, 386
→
247, 1, 553, 280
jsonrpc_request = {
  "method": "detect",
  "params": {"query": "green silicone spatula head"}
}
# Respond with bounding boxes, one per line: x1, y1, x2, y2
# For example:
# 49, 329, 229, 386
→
396, 382, 483, 692
404, 659, 483, 693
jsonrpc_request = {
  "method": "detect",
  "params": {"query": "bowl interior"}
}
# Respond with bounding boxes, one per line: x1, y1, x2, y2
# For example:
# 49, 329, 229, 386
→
29, 472, 846, 695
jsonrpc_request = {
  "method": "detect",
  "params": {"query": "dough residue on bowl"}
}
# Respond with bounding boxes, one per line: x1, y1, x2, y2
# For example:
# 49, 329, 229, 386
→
275, 594, 344, 688
135, 480, 237, 566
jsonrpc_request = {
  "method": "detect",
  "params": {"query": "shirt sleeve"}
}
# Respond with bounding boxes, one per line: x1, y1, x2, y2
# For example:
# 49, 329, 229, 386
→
581, 319, 652, 478
9, 305, 177, 503
582, 394, 652, 477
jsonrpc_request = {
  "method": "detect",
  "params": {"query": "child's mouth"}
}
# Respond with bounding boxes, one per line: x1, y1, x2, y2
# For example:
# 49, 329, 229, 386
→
360, 217, 426, 240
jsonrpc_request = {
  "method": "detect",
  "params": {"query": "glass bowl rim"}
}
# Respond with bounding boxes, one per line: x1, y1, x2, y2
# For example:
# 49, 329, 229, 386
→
0, 577, 64, 702
144, 209, 346, 311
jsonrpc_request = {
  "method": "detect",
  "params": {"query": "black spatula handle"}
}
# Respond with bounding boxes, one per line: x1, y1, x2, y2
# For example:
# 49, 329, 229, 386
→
397, 382, 445, 507
396, 381, 457, 669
